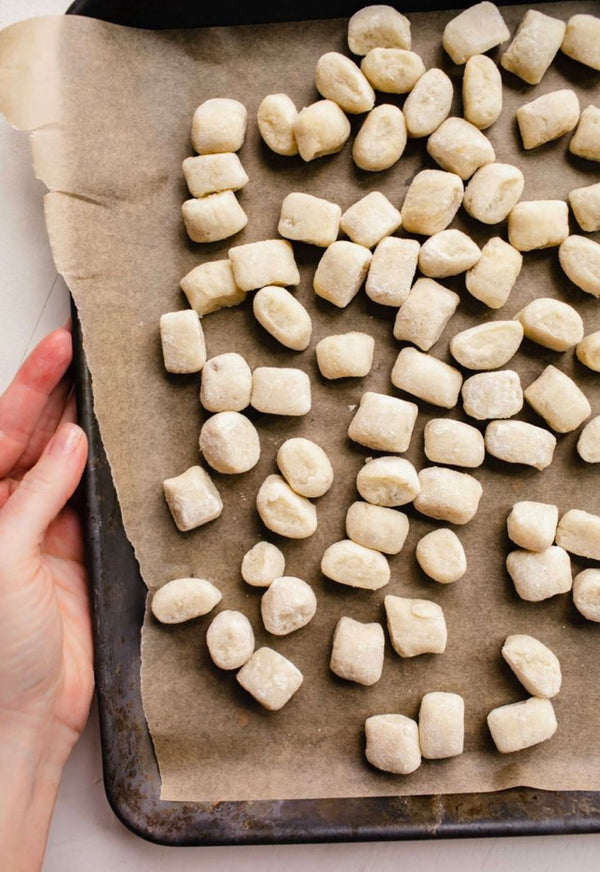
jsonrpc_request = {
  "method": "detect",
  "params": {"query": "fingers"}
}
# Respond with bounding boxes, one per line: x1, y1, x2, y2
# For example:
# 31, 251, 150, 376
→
0, 327, 73, 478
10, 378, 74, 477
42, 505, 85, 565
58, 391, 78, 428
0, 422, 88, 570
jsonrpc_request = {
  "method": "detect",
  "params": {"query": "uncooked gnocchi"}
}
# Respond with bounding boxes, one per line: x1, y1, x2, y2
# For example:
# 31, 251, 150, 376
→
276, 437, 334, 498
330, 617, 385, 686
321, 539, 391, 590
151, 577, 222, 624
261, 576, 317, 636
199, 411, 260, 474
348, 391, 418, 453
256, 474, 317, 539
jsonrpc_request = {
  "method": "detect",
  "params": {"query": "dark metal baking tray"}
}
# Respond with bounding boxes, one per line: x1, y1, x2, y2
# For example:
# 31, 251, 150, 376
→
68, 0, 600, 846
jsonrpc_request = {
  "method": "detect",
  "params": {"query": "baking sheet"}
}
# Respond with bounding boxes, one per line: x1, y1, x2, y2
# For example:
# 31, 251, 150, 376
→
1, 0, 600, 810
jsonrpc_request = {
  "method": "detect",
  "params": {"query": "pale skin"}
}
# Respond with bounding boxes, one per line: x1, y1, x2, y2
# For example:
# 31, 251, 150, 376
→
0, 326, 93, 872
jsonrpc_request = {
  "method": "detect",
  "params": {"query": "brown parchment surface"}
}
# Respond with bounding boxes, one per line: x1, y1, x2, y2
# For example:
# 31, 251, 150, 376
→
1, 2, 600, 803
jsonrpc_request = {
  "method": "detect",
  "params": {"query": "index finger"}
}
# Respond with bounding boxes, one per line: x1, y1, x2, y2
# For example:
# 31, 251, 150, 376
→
0, 327, 73, 479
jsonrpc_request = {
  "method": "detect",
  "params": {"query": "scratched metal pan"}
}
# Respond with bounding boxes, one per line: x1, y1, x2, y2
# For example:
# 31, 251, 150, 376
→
67, 0, 600, 846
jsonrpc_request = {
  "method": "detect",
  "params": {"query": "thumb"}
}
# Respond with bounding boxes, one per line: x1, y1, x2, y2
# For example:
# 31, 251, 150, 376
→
0, 422, 87, 563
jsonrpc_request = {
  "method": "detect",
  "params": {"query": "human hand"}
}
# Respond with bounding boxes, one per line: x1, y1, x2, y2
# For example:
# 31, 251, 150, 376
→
0, 326, 93, 871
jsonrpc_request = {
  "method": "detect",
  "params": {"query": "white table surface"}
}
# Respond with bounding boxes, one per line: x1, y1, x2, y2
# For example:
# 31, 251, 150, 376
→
2, 1, 600, 869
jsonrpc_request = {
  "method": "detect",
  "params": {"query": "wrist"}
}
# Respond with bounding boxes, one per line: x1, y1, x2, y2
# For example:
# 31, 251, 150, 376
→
0, 707, 79, 776
0, 713, 75, 872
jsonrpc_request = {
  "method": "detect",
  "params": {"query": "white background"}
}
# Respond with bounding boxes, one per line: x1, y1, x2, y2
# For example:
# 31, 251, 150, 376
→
1, 1, 600, 869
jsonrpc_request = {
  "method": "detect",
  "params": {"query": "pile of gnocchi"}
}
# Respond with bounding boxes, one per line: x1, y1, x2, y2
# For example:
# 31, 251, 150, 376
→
156, 3, 600, 776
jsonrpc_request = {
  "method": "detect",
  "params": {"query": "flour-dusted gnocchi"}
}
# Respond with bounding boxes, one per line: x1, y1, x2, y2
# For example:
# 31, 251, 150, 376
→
321, 539, 391, 590
348, 5, 412, 55
364, 714, 421, 775
278, 191, 341, 247
183, 153, 249, 198
462, 54, 502, 129
356, 456, 421, 507
413, 466, 483, 525
256, 474, 317, 539
556, 509, 600, 561
236, 647, 303, 711
348, 391, 418, 453
561, 13, 600, 71
160, 310, 206, 374
276, 437, 334, 498
484, 420, 556, 470
465, 238, 523, 309
524, 365, 591, 433
500, 9, 566, 84
313, 241, 372, 307
206, 610, 255, 670
569, 106, 600, 162
365, 237, 419, 306
418, 229, 481, 278
442, 1, 509, 65
330, 616, 385, 686
163, 466, 223, 532
393, 278, 459, 351
558, 235, 600, 298
463, 163, 524, 225
508, 200, 569, 251
191, 97, 247, 154
315, 51, 375, 114
427, 117, 495, 180
340, 191, 402, 249
450, 320, 524, 370
345, 501, 409, 555
385, 595, 447, 657
316, 332, 375, 379
461, 370, 524, 421
151, 577, 222, 624
257, 93, 299, 156
182, 191, 248, 243
200, 353, 252, 413
360, 48, 425, 93
578, 416, 600, 464
241, 541, 285, 588
253, 286, 312, 351
352, 104, 407, 171
199, 411, 260, 474
569, 182, 600, 233
515, 297, 584, 351
502, 634, 562, 699
507, 546, 572, 602
423, 419, 485, 468
229, 239, 300, 291
487, 698, 557, 754
294, 100, 352, 162
576, 332, 600, 372
403, 68, 453, 138
573, 569, 600, 622
419, 692, 465, 759
391, 347, 463, 409
416, 529, 467, 584
507, 501, 559, 552
516, 90, 580, 150
251, 367, 311, 416
400, 169, 463, 235
261, 576, 317, 635
180, 259, 246, 316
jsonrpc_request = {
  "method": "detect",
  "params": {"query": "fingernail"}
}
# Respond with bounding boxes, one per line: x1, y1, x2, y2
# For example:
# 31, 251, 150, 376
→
49, 423, 83, 456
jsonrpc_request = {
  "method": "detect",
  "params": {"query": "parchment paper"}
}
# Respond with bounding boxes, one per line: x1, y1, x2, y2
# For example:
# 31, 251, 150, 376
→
1, 2, 600, 803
